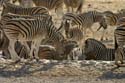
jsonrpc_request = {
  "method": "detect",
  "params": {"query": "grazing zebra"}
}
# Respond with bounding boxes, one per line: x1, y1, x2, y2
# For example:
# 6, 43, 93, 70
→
59, 11, 107, 40
84, 38, 116, 61
2, 17, 65, 62
1, 2, 49, 16
114, 17, 125, 67
64, 0, 84, 13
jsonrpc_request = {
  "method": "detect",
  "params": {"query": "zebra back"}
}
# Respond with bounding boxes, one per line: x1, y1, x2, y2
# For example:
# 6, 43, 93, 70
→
1, 13, 52, 25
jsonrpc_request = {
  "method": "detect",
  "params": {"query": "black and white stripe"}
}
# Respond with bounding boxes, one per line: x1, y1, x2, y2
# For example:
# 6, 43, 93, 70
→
1, 2, 49, 16
103, 11, 125, 26
59, 11, 107, 39
1, 13, 52, 25
2, 17, 64, 62
13, 0, 63, 15
114, 17, 125, 66
84, 38, 116, 61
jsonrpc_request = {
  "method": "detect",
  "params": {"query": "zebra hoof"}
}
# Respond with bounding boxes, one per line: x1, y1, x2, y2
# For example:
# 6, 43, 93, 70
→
36, 58, 40, 62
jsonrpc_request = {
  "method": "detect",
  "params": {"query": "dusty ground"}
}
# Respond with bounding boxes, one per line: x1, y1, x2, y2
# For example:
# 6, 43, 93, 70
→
1, 0, 125, 83
0, 59, 125, 83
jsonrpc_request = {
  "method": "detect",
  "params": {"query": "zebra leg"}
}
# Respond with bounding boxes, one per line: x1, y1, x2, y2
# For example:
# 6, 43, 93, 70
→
21, 41, 30, 56
29, 41, 35, 60
89, 28, 95, 38
33, 41, 41, 61
115, 46, 124, 67
100, 29, 108, 41
71, 7, 74, 13
8, 39, 20, 62
67, 6, 70, 13
83, 28, 86, 41
100, 29, 106, 41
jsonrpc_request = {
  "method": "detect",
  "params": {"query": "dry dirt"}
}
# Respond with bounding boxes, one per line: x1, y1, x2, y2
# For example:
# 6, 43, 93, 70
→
0, 58, 125, 83
1, 0, 125, 83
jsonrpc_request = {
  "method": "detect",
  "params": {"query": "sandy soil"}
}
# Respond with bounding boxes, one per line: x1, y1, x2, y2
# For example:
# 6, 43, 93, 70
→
1, 0, 125, 83
0, 59, 125, 83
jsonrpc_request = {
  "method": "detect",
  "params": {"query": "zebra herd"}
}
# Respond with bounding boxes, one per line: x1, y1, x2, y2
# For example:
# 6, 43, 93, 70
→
0, 0, 125, 67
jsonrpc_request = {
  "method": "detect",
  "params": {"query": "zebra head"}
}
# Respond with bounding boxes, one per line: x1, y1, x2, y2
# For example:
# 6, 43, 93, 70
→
84, 38, 106, 60
103, 11, 117, 26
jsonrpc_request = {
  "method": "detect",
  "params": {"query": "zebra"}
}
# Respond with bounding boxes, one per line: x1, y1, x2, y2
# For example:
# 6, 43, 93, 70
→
84, 38, 116, 61
2, 17, 65, 62
96, 10, 125, 41
59, 11, 107, 41
64, 0, 84, 14
12, 0, 63, 16
0, 13, 53, 58
62, 20, 84, 49
1, 1, 49, 16
114, 17, 125, 67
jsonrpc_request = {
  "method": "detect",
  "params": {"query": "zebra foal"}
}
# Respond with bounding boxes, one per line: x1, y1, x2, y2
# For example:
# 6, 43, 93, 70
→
84, 38, 116, 61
